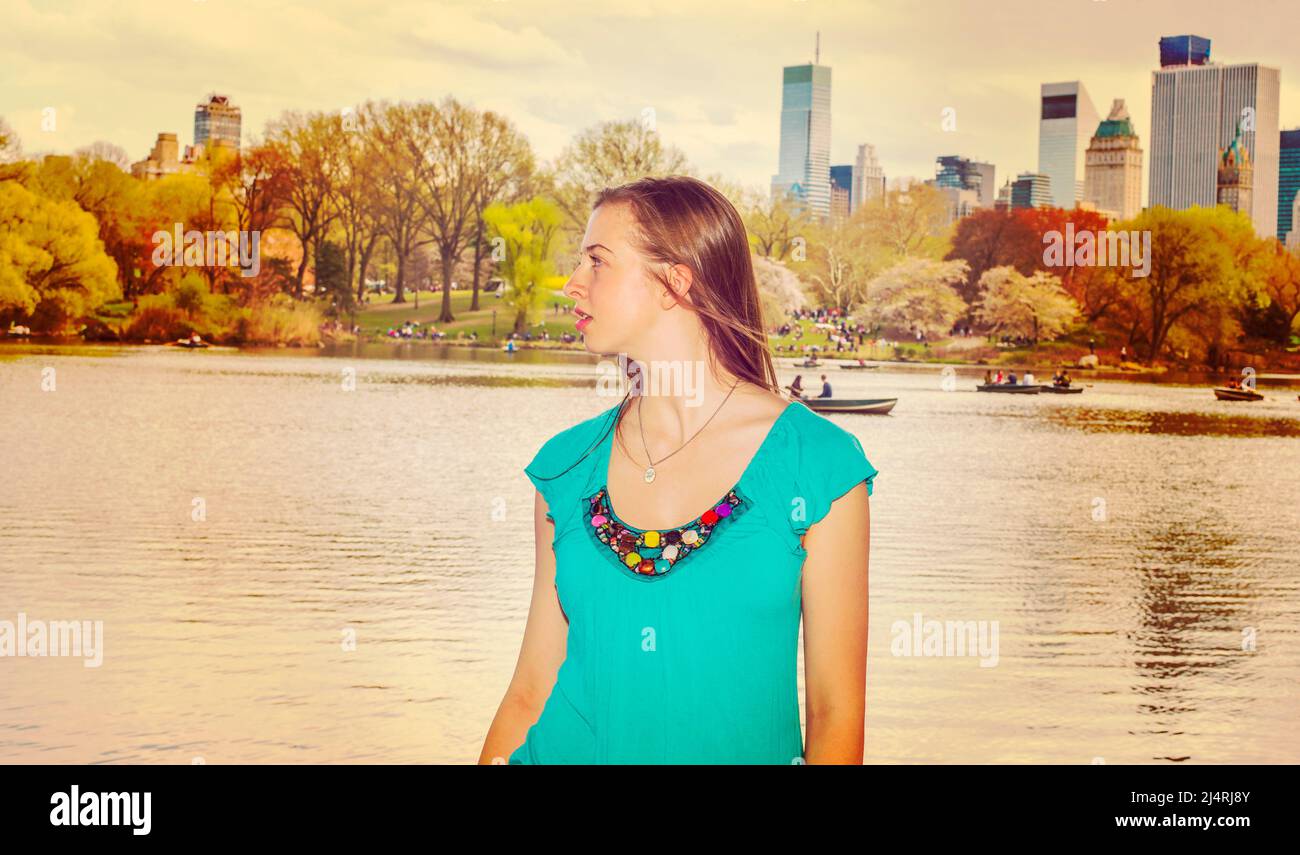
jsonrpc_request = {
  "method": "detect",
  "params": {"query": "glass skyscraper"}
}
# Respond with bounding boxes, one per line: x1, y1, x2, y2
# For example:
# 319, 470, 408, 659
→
1278, 129, 1300, 245
935, 155, 996, 208
771, 63, 832, 219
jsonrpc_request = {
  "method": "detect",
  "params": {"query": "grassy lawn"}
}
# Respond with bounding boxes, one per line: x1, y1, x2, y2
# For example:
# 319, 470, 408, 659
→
353, 289, 579, 343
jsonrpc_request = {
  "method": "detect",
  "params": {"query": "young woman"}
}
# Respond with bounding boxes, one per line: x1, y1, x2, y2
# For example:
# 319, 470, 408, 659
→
479, 176, 878, 764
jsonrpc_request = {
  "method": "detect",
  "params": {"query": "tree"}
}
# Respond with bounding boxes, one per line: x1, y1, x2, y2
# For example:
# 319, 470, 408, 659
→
366, 102, 432, 304
548, 119, 692, 237
1255, 242, 1300, 344
975, 266, 1078, 342
266, 110, 343, 298
743, 186, 815, 261
0, 115, 20, 164
0, 180, 118, 331
855, 257, 968, 339
751, 254, 807, 326
857, 184, 951, 261
1114, 206, 1265, 364
74, 141, 131, 171
483, 196, 567, 334
314, 239, 353, 317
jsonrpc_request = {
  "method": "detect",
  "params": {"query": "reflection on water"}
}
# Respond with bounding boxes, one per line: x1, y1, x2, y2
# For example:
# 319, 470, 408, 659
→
0, 346, 1297, 763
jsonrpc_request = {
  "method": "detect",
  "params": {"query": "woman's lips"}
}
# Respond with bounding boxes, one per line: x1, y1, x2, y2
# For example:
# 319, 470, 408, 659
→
574, 308, 593, 331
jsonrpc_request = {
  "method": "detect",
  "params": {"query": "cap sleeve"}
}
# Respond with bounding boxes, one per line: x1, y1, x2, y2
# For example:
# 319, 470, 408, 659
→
787, 408, 878, 539
523, 404, 620, 538
525, 433, 580, 532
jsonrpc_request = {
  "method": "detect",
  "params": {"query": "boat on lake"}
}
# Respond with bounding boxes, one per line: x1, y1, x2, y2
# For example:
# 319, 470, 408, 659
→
976, 383, 1041, 394
1213, 387, 1263, 401
838, 362, 879, 370
1039, 384, 1084, 394
802, 397, 897, 415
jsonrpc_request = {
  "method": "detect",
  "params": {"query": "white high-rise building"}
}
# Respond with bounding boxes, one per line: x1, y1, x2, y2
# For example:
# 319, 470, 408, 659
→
1149, 38, 1281, 238
771, 61, 832, 219
1038, 81, 1099, 209
852, 143, 885, 209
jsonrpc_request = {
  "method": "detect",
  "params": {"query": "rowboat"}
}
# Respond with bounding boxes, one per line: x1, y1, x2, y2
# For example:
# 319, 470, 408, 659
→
802, 397, 897, 415
796, 359, 822, 368
838, 363, 879, 369
1213, 387, 1262, 401
170, 339, 210, 349
1039, 384, 1084, 394
976, 383, 1040, 394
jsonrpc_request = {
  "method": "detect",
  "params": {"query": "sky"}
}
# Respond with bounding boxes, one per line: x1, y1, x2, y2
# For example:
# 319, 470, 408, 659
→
2, 0, 1298, 200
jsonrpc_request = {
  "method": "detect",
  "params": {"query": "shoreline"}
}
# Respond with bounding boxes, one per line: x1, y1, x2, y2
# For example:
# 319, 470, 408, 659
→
6, 336, 1300, 386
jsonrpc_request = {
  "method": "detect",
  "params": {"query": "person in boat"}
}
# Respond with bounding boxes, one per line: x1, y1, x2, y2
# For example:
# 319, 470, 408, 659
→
786, 375, 806, 400
1057, 370, 1070, 388
190, 332, 202, 344
1007, 371, 1018, 385
817, 375, 832, 398
984, 370, 993, 385
994, 369, 1004, 384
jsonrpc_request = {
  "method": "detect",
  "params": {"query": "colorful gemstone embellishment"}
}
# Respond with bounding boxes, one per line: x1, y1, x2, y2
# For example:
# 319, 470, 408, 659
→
582, 485, 748, 581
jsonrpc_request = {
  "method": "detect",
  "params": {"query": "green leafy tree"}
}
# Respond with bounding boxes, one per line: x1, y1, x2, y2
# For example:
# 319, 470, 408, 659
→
483, 196, 567, 334
0, 180, 118, 331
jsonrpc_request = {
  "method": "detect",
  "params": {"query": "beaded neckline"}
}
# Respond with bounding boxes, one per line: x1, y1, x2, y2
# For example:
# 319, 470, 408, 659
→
582, 484, 750, 581
581, 399, 795, 581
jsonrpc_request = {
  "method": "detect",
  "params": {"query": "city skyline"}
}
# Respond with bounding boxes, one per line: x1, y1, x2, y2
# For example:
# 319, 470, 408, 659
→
2, 0, 1298, 199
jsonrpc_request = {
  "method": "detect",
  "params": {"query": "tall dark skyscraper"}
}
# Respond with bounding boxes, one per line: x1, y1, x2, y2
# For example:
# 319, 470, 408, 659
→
1279, 129, 1300, 245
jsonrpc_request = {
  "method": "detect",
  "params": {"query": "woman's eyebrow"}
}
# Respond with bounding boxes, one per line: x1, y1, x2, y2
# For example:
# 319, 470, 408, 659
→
584, 243, 613, 254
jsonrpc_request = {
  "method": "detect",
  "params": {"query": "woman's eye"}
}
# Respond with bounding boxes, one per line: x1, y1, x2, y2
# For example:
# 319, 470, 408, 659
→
589, 256, 602, 268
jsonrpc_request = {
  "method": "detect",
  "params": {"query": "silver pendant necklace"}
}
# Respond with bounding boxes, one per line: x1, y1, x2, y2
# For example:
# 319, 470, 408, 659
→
636, 380, 741, 484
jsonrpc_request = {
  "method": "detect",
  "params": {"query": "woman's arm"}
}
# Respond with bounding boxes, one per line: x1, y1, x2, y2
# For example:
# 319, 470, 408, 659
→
800, 481, 870, 764
478, 490, 571, 763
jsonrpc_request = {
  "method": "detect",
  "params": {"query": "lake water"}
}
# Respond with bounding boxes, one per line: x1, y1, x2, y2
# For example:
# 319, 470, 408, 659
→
1, 342, 1298, 763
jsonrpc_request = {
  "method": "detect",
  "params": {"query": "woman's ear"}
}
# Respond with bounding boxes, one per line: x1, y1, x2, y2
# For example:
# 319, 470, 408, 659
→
660, 262, 694, 308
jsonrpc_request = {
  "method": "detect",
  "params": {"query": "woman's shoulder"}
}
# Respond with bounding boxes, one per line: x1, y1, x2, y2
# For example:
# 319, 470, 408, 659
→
782, 399, 869, 456
777, 399, 878, 501
527, 400, 621, 477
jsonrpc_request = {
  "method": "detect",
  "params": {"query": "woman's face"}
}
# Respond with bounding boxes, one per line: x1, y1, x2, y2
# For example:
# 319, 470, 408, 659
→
563, 202, 665, 356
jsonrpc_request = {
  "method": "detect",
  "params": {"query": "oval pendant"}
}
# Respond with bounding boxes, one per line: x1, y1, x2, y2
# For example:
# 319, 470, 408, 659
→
644, 466, 656, 484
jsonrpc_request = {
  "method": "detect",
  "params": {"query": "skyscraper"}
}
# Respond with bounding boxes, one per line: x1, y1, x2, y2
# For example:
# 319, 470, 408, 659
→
1149, 36, 1281, 237
853, 143, 885, 209
194, 94, 242, 149
1038, 81, 1099, 209
772, 55, 832, 219
1011, 173, 1053, 209
830, 164, 853, 221
934, 155, 996, 208
1278, 129, 1300, 245
1084, 99, 1144, 221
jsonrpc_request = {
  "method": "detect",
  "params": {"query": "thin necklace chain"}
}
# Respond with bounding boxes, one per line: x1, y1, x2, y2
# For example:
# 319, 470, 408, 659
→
635, 380, 741, 482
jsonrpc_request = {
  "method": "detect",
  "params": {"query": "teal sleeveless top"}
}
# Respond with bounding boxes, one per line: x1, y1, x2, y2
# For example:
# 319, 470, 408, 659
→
509, 398, 878, 764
